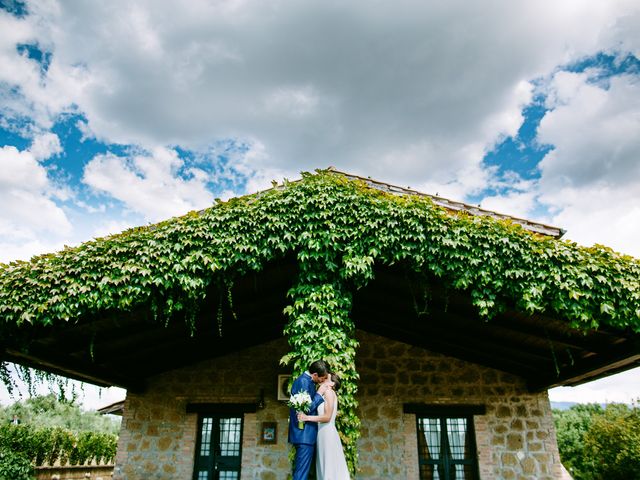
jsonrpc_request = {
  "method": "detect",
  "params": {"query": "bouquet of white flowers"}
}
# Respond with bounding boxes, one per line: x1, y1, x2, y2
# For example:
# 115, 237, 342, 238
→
288, 391, 312, 429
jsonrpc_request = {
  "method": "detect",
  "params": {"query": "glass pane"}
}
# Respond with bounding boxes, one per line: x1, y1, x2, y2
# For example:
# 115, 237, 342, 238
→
219, 472, 239, 479
200, 417, 213, 456
197, 471, 208, 480
219, 417, 241, 456
446, 418, 468, 460
418, 418, 441, 459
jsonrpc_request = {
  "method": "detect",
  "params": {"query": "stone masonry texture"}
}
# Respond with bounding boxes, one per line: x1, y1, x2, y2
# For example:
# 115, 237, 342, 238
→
113, 330, 564, 479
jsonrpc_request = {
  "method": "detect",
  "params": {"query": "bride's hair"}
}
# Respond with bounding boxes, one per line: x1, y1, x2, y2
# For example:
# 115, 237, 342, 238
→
330, 373, 341, 393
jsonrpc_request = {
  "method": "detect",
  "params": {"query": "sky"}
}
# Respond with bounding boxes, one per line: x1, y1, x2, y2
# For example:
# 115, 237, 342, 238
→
0, 0, 639, 409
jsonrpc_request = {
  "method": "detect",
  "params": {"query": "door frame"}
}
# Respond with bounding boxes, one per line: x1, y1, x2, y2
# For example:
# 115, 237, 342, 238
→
189, 403, 258, 480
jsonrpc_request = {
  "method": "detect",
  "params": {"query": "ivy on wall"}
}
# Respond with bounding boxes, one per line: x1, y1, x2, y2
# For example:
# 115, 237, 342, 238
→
282, 271, 360, 473
1, 170, 640, 474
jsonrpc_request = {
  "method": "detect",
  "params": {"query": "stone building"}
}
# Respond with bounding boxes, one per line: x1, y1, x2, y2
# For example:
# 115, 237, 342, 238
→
2, 169, 639, 479
111, 332, 568, 479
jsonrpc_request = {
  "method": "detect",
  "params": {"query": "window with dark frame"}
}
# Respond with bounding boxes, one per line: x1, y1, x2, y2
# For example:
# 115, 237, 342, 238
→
193, 414, 244, 480
188, 403, 257, 480
416, 415, 479, 480
404, 404, 484, 480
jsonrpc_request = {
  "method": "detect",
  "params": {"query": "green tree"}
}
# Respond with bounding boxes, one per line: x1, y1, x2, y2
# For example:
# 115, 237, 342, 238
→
553, 403, 603, 478
582, 403, 640, 480
0, 394, 120, 435
554, 402, 640, 480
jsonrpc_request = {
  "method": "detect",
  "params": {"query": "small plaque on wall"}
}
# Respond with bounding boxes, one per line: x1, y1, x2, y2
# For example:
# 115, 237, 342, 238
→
277, 374, 291, 401
260, 422, 277, 445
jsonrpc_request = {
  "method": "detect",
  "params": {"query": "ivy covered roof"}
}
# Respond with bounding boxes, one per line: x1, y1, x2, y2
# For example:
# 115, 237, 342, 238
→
1, 169, 639, 392
328, 167, 565, 238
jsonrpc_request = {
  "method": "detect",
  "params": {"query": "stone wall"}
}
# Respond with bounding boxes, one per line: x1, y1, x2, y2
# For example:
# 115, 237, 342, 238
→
35, 465, 114, 480
113, 331, 564, 479
355, 331, 564, 479
113, 338, 293, 480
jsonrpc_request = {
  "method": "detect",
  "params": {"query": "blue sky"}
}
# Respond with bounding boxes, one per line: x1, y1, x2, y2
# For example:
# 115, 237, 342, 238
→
1, 0, 640, 408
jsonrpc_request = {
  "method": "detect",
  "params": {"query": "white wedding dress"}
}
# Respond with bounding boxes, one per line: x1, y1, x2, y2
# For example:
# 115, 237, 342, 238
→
316, 395, 350, 480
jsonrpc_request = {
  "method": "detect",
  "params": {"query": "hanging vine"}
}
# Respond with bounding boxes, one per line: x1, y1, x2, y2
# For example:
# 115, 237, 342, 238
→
281, 276, 360, 474
1, 170, 640, 475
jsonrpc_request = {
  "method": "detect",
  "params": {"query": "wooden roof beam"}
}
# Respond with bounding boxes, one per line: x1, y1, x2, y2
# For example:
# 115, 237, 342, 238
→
104, 313, 286, 377
360, 317, 542, 379
353, 300, 567, 366
526, 338, 640, 391
2, 347, 143, 392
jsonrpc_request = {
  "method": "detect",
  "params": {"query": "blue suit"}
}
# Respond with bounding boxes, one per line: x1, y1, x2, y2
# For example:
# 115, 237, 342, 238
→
288, 372, 325, 480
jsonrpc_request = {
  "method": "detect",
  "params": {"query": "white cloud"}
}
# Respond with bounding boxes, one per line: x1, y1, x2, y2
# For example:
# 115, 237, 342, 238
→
0, 0, 639, 405
474, 68, 640, 259
535, 71, 640, 257
263, 85, 322, 118
0, 137, 71, 263
539, 72, 640, 188
550, 368, 640, 404
0, 238, 67, 265
82, 147, 215, 221
545, 186, 640, 258
606, 1, 640, 59
0, 0, 636, 194
198, 139, 299, 195
0, 1, 636, 256
91, 219, 138, 239
0, 5, 82, 128
0, 11, 41, 114
30, 131, 61, 160
479, 190, 539, 221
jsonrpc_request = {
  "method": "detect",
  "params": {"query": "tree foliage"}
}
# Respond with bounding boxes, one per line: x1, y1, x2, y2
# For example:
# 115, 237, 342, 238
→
553, 403, 603, 477
0, 394, 120, 435
554, 403, 640, 479
0, 424, 117, 467
583, 403, 640, 479
0, 448, 34, 480
0, 394, 119, 469
2, 171, 640, 474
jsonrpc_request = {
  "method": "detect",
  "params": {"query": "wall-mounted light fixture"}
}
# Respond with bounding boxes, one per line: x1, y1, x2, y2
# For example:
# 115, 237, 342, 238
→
277, 374, 292, 401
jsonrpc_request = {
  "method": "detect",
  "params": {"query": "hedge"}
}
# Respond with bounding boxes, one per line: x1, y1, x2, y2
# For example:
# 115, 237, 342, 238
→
0, 424, 117, 466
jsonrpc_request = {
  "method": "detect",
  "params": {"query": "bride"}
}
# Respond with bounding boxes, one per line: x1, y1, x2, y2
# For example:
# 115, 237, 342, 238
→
298, 373, 350, 480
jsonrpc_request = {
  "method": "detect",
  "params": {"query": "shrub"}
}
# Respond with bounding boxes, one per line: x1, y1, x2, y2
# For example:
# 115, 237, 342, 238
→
0, 448, 34, 480
0, 424, 117, 467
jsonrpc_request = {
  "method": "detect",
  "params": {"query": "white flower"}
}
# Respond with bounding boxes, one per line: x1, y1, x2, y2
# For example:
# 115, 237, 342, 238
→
287, 391, 312, 412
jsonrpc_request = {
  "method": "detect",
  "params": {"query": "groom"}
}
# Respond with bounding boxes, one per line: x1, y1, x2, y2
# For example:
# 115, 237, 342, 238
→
288, 360, 330, 480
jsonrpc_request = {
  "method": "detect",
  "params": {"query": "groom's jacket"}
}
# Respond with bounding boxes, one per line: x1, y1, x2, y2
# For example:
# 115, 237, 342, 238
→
288, 372, 325, 445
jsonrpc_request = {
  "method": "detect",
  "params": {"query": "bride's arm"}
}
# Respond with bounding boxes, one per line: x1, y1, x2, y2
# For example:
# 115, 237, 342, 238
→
298, 390, 335, 424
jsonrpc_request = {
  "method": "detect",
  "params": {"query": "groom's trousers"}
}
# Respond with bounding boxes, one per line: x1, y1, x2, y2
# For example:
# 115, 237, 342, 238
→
293, 444, 315, 480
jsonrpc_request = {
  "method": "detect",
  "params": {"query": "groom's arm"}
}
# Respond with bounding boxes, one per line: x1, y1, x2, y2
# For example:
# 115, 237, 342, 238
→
310, 391, 325, 411
298, 390, 334, 423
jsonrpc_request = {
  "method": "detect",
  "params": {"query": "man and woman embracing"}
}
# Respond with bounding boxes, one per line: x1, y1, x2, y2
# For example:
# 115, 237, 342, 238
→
288, 360, 350, 480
